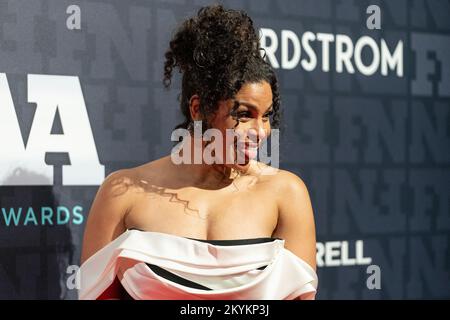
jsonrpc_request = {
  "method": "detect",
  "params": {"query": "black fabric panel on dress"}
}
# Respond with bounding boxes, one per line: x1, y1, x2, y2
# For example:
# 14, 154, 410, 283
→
185, 237, 281, 246
146, 263, 213, 290
146, 263, 268, 291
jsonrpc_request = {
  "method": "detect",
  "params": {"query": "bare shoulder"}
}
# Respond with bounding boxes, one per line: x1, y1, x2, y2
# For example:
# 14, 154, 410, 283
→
103, 168, 135, 188
81, 157, 170, 264
268, 166, 312, 217
267, 165, 316, 270
99, 167, 143, 202
128, 156, 172, 183
275, 168, 309, 194
80, 168, 135, 264
86, 160, 166, 220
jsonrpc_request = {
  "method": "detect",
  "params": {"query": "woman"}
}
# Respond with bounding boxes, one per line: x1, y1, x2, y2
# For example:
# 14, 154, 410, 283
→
79, 4, 317, 300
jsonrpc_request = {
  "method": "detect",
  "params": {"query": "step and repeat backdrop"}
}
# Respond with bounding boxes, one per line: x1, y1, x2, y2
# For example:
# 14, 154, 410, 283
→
0, 0, 449, 299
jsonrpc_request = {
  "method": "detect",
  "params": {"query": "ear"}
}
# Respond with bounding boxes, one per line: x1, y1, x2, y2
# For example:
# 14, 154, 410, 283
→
188, 95, 201, 121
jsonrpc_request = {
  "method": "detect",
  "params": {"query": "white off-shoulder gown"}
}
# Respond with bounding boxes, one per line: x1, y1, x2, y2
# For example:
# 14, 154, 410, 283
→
78, 229, 318, 300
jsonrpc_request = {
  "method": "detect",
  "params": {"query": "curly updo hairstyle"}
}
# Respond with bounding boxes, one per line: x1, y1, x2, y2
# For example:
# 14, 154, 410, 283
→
163, 4, 281, 134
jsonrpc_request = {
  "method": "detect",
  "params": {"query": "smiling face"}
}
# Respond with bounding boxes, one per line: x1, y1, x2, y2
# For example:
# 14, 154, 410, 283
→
208, 81, 274, 170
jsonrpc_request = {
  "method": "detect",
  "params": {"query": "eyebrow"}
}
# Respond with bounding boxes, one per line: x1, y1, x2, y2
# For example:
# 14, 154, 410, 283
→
235, 100, 274, 114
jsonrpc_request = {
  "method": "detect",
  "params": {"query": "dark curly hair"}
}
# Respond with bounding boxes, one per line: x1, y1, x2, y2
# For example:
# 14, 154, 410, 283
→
163, 4, 281, 135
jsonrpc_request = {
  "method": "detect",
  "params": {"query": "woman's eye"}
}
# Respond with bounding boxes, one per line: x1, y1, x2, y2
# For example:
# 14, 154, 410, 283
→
233, 109, 273, 121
